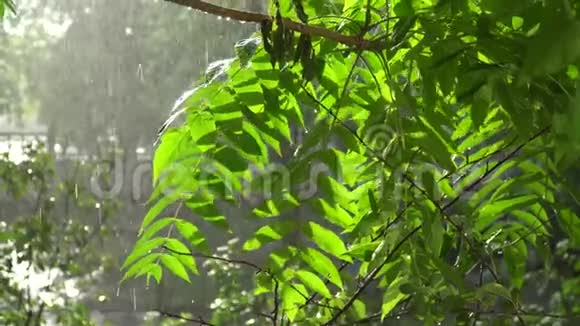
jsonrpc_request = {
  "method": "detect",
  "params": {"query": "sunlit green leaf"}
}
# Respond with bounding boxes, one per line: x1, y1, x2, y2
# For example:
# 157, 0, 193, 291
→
381, 276, 407, 320
300, 248, 343, 290
295, 270, 332, 298
303, 222, 350, 262
160, 254, 191, 283
122, 238, 165, 270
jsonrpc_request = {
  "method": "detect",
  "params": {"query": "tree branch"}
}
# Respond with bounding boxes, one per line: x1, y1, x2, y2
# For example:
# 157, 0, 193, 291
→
164, 0, 378, 50
163, 245, 263, 271
157, 310, 215, 325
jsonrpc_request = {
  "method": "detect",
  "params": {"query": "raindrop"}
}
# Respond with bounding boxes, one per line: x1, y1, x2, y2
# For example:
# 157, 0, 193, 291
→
132, 288, 137, 311
205, 39, 209, 67
74, 184, 78, 199
115, 287, 120, 297
27, 168, 32, 174
96, 203, 102, 224
396, 316, 401, 320
107, 79, 113, 97
125, 27, 133, 35
49, 196, 55, 202
225, 17, 231, 21
137, 63, 144, 82
217, 15, 223, 20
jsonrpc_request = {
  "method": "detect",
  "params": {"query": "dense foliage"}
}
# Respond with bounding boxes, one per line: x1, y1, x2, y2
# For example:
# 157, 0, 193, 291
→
127, 0, 578, 324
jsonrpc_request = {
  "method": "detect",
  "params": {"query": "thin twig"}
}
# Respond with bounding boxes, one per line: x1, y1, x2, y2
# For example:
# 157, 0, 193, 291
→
299, 262, 348, 310
322, 225, 421, 325
438, 136, 519, 182
157, 310, 215, 325
272, 278, 280, 326
163, 246, 263, 271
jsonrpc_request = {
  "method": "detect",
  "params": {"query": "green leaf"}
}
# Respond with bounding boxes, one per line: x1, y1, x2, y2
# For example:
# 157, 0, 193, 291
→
471, 85, 492, 129
352, 299, 367, 319
303, 222, 350, 262
189, 111, 216, 145
186, 201, 230, 231
224, 128, 263, 157
300, 248, 343, 290
523, 17, 580, 77
165, 238, 199, 275
424, 215, 444, 257
421, 170, 436, 199
345, 241, 381, 261
381, 276, 407, 320
153, 128, 199, 185
295, 270, 332, 298
477, 282, 513, 303
282, 283, 308, 322
121, 253, 161, 282
122, 238, 165, 270
213, 147, 248, 172
136, 263, 163, 285
1, 0, 14, 16
160, 254, 191, 283
148, 265, 163, 285
138, 217, 175, 241
243, 221, 295, 251
432, 257, 467, 289
175, 220, 209, 254
311, 199, 353, 229
476, 195, 538, 231
141, 195, 179, 230
559, 209, 580, 243
504, 238, 527, 289
367, 189, 379, 213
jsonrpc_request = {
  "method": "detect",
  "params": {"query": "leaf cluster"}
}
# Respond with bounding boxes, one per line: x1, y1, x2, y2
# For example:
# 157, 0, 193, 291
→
124, 0, 580, 324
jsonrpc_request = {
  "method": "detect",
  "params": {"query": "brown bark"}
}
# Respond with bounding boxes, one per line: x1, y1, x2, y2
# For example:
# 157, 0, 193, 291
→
164, 0, 380, 50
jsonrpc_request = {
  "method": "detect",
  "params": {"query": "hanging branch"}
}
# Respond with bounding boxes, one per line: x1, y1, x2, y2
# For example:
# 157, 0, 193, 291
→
164, 0, 379, 50
157, 310, 216, 326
